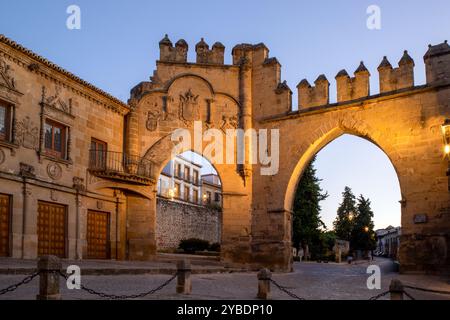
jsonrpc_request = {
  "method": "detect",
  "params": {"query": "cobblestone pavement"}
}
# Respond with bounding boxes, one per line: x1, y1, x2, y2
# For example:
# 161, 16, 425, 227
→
0, 258, 449, 300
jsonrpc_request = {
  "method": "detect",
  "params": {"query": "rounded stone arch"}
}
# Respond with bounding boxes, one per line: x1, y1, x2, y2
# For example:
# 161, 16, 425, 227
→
283, 120, 405, 212
141, 132, 245, 194
164, 73, 216, 95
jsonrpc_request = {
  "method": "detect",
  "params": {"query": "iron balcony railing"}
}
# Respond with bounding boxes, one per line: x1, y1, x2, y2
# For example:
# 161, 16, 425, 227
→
89, 150, 154, 185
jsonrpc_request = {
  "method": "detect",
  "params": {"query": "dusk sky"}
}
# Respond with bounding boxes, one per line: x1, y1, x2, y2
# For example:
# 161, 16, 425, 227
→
1, 0, 449, 230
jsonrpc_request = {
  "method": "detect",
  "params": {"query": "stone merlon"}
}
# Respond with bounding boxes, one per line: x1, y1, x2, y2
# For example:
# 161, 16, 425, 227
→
378, 50, 415, 93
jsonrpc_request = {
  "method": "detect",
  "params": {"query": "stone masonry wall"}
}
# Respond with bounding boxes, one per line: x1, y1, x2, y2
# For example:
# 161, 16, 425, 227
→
156, 197, 221, 250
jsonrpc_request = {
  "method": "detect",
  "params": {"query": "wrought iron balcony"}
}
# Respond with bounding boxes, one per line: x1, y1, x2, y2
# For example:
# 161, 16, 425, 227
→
88, 150, 155, 185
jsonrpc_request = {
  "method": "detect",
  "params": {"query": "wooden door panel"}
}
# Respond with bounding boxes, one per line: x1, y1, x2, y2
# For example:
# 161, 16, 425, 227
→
37, 202, 66, 258
0, 194, 10, 257
87, 210, 110, 259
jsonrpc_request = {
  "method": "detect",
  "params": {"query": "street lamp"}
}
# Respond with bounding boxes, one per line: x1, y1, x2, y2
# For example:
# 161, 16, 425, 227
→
348, 211, 354, 221
364, 226, 369, 233
202, 193, 207, 203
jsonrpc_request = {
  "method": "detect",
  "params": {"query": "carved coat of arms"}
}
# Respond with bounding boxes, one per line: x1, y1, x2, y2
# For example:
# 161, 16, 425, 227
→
179, 89, 200, 124
16, 116, 39, 150
146, 110, 160, 132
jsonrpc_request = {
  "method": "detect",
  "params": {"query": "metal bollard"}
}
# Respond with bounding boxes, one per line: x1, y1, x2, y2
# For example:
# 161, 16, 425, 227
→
36, 255, 62, 300
257, 268, 271, 300
176, 259, 192, 295
389, 279, 404, 300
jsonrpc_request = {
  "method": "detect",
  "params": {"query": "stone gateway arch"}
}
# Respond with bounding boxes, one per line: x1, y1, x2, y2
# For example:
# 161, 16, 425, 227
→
0, 34, 449, 274
127, 37, 450, 274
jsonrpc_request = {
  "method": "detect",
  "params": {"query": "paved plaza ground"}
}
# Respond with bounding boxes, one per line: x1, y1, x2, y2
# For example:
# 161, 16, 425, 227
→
0, 256, 449, 300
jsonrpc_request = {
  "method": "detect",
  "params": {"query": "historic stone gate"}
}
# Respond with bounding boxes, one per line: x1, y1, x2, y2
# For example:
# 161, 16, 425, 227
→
123, 36, 450, 274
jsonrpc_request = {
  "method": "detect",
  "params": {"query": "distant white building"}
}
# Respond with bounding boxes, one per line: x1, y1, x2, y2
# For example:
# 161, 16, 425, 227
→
201, 173, 222, 207
157, 155, 222, 206
157, 155, 202, 204
375, 226, 401, 259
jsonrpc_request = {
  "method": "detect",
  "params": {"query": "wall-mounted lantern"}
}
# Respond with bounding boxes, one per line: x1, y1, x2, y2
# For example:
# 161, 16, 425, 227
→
441, 119, 450, 156
441, 119, 450, 191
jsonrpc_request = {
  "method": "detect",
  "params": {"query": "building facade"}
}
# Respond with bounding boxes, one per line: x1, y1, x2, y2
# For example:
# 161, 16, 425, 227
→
0, 35, 130, 260
376, 226, 401, 259
201, 174, 222, 207
157, 154, 202, 204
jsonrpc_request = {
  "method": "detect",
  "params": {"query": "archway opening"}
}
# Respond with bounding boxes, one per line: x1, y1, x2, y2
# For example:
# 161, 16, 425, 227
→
155, 150, 223, 255
291, 134, 402, 263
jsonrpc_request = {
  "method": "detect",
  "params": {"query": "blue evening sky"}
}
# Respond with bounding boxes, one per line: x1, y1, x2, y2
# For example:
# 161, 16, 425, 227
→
1, 0, 449, 229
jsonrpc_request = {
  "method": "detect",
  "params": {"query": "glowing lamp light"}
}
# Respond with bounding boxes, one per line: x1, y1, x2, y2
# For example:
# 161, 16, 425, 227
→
445, 144, 450, 155
364, 226, 369, 233
441, 119, 450, 156
348, 212, 354, 221
168, 188, 175, 199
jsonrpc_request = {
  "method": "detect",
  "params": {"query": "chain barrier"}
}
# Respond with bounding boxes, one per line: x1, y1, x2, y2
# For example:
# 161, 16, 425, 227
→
403, 290, 416, 300
0, 267, 448, 300
368, 290, 390, 300
0, 271, 40, 296
269, 278, 306, 300
58, 270, 178, 300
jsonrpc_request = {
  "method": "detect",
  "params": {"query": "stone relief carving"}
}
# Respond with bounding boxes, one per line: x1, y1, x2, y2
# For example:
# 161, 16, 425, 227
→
179, 89, 200, 125
50, 189, 58, 201
47, 162, 62, 180
73, 176, 86, 192
221, 115, 239, 132
146, 110, 160, 132
19, 162, 35, 178
16, 116, 39, 150
41, 85, 72, 115
0, 56, 16, 90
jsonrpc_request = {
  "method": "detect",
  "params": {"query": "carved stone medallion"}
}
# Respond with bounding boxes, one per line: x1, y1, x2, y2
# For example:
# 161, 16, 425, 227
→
179, 89, 200, 124
47, 162, 62, 180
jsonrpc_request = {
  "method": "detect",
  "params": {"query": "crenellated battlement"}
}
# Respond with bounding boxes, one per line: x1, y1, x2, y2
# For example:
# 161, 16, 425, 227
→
295, 41, 450, 108
377, 51, 415, 93
297, 75, 330, 109
335, 61, 370, 103
195, 38, 225, 64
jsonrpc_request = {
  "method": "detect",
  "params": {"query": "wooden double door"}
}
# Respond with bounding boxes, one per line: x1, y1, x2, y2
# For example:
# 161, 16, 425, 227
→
37, 201, 67, 258
0, 194, 11, 257
87, 210, 110, 259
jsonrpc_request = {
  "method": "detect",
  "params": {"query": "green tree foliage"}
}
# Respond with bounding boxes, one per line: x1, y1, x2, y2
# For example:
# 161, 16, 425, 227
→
292, 157, 328, 254
333, 186, 357, 241
351, 195, 376, 251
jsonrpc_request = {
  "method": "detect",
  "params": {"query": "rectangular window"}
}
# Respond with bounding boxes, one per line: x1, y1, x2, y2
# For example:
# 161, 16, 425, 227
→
214, 192, 220, 202
175, 163, 182, 178
174, 183, 181, 199
0, 103, 11, 142
193, 170, 199, 185
184, 186, 190, 201
44, 120, 67, 159
206, 191, 212, 204
90, 138, 107, 169
193, 190, 198, 204
184, 167, 190, 181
